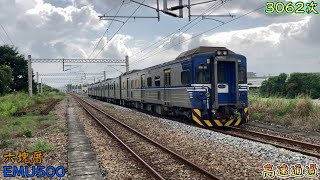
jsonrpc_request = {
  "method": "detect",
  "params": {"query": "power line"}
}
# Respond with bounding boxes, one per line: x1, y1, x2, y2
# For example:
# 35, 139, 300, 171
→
31, 58, 125, 63
0, 34, 6, 44
93, 0, 146, 59
130, 0, 229, 64
131, 5, 265, 67
88, 1, 126, 59
137, 1, 224, 55
0, 24, 14, 46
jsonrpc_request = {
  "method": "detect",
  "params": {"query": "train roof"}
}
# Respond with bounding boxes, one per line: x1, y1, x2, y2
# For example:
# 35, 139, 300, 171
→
120, 46, 237, 76
121, 69, 141, 76
175, 46, 234, 60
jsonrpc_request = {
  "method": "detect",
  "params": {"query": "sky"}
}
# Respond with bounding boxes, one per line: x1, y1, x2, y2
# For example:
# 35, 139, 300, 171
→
0, 0, 319, 88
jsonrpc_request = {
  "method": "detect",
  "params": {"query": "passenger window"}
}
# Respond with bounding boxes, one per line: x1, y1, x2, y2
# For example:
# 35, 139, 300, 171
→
181, 70, 191, 85
238, 66, 246, 84
196, 64, 210, 83
147, 77, 152, 87
155, 76, 160, 87
218, 64, 225, 82
164, 69, 171, 86
141, 74, 145, 88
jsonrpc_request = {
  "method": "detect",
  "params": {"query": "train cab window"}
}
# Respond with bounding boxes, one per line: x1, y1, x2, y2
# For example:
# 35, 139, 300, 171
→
218, 64, 225, 82
164, 69, 171, 86
181, 70, 191, 85
155, 76, 161, 87
238, 66, 246, 84
147, 77, 152, 87
196, 64, 210, 83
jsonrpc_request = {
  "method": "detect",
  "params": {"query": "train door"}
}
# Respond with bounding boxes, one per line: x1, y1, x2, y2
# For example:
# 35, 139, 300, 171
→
113, 81, 116, 98
141, 74, 145, 100
126, 78, 129, 99
101, 84, 104, 97
107, 83, 109, 97
164, 69, 171, 105
214, 59, 238, 105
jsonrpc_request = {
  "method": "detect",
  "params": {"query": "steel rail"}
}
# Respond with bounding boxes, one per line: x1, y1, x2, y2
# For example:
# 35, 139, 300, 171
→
213, 127, 320, 159
41, 99, 60, 115
75, 95, 221, 180
74, 97, 165, 180
233, 127, 320, 152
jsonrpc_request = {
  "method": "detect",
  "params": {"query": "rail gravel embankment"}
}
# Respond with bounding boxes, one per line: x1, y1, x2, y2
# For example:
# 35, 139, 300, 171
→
73, 97, 155, 179
84, 97, 318, 179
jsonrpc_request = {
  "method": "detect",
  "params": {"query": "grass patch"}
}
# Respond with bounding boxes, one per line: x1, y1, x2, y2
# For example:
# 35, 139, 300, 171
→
29, 140, 54, 153
0, 92, 64, 148
0, 92, 64, 116
249, 94, 320, 131
0, 113, 58, 143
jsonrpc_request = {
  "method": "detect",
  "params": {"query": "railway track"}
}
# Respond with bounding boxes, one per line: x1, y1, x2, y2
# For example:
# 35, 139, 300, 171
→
213, 127, 320, 159
73, 95, 220, 180
41, 99, 60, 115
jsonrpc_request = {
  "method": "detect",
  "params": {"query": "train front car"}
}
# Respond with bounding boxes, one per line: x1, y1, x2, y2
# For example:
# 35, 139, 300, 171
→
187, 47, 249, 127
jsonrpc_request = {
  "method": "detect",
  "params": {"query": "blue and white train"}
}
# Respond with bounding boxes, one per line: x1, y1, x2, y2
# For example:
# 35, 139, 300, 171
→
88, 46, 249, 127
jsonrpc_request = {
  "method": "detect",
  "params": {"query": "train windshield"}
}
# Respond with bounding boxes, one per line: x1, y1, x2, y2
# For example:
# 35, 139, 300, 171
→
196, 64, 210, 83
238, 66, 246, 84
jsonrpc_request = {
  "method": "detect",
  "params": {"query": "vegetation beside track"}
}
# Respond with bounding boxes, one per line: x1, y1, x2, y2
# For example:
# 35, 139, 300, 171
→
0, 92, 65, 149
249, 94, 320, 132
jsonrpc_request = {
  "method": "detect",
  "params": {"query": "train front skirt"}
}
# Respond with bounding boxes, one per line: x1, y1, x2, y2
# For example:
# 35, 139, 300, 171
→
191, 108, 249, 127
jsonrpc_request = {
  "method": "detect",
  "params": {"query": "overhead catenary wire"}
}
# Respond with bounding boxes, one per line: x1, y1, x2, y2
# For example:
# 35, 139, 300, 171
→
130, 0, 229, 64
131, 5, 265, 67
88, 1, 126, 59
93, 0, 146, 59
0, 24, 14, 46
0, 34, 6, 44
131, 1, 225, 59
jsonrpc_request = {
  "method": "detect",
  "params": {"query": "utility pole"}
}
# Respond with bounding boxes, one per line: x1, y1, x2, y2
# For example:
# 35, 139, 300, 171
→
40, 78, 43, 94
28, 55, 33, 97
163, 0, 168, 11
103, 71, 106, 81
188, 0, 191, 21
125, 55, 129, 72
36, 72, 39, 94
179, 0, 183, 18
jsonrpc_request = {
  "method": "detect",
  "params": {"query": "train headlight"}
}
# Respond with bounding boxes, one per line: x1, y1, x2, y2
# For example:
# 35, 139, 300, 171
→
223, 50, 228, 56
217, 50, 222, 56
205, 92, 210, 98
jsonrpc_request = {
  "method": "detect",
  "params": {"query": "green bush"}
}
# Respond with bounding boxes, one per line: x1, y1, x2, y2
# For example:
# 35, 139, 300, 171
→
23, 130, 33, 138
29, 140, 54, 153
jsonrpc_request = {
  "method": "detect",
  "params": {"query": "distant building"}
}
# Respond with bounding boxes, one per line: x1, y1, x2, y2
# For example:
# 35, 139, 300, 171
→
247, 72, 257, 77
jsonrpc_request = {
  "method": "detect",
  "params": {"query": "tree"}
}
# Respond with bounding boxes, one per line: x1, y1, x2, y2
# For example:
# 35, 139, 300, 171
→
0, 45, 37, 93
260, 73, 320, 99
260, 73, 287, 97
286, 73, 320, 99
0, 65, 12, 95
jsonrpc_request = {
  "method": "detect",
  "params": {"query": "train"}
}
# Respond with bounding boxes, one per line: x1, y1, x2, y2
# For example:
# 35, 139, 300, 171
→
88, 46, 249, 127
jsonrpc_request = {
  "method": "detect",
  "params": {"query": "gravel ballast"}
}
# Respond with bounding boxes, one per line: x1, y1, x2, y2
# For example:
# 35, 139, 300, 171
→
72, 97, 155, 179
85, 97, 320, 179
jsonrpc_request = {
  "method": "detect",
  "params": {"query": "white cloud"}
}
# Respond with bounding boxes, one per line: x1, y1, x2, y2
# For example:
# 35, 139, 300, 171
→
0, 0, 319, 88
